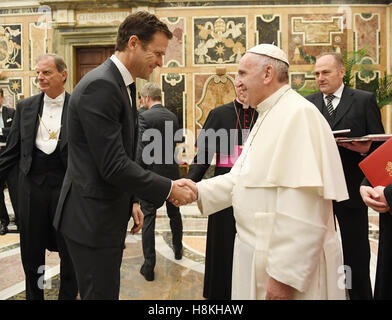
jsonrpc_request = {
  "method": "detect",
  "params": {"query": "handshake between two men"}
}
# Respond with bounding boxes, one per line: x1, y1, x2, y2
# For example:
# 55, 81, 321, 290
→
169, 178, 198, 206
131, 178, 198, 235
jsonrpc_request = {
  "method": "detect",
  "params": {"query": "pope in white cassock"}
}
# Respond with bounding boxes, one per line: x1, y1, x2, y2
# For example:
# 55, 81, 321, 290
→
195, 44, 349, 300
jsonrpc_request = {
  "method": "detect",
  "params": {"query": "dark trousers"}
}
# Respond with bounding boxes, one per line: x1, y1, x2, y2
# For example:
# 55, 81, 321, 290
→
374, 212, 392, 299
7, 165, 19, 226
333, 201, 373, 300
0, 166, 19, 227
63, 234, 124, 300
0, 177, 9, 226
19, 173, 77, 300
141, 200, 183, 271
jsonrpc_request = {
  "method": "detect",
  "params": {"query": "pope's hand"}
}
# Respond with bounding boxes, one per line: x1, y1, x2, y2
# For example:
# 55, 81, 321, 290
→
130, 202, 144, 234
169, 178, 198, 207
265, 277, 294, 300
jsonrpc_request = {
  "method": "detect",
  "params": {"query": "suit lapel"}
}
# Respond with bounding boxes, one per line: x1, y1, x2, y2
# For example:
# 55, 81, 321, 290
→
313, 92, 324, 113
59, 92, 70, 150
106, 59, 134, 118
332, 86, 354, 128
106, 59, 137, 157
1, 107, 6, 125
27, 93, 44, 142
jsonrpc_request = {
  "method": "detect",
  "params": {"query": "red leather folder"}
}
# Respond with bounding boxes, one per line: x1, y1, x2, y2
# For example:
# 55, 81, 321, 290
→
359, 137, 392, 187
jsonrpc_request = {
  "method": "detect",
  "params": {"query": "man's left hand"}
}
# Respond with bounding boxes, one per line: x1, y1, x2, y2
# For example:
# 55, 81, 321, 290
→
265, 277, 294, 300
130, 202, 144, 234
337, 140, 372, 154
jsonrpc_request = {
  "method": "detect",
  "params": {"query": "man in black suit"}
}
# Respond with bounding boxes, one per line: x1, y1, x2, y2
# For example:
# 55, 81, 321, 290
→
307, 52, 384, 300
53, 11, 196, 300
0, 88, 18, 235
0, 54, 77, 300
136, 82, 183, 281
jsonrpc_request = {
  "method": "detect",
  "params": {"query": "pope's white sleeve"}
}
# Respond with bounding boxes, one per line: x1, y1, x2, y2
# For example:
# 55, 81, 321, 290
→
196, 172, 236, 216
266, 187, 330, 293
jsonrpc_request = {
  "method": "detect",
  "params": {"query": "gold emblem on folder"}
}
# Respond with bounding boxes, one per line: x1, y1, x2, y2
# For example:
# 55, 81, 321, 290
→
386, 161, 392, 177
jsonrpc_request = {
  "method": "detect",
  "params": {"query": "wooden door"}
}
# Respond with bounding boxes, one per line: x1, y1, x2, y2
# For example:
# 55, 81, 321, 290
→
75, 46, 114, 85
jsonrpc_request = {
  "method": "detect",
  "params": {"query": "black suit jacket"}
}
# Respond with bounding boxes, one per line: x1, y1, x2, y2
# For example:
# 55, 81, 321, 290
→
54, 59, 172, 248
0, 92, 69, 180
136, 104, 181, 181
0, 106, 15, 144
307, 86, 384, 207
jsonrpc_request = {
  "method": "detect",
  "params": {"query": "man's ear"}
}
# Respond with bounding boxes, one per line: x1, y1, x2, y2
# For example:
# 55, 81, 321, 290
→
340, 66, 346, 79
127, 35, 139, 50
264, 65, 274, 84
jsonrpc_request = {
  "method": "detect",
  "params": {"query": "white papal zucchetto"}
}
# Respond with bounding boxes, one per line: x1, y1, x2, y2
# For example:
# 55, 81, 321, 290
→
247, 43, 290, 66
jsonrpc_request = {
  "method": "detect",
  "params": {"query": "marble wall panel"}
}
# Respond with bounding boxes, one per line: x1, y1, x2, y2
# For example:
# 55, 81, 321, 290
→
0, 78, 23, 108
354, 69, 380, 93
289, 72, 318, 96
0, 24, 22, 70
193, 16, 247, 65
29, 22, 48, 70
194, 73, 236, 130
256, 14, 281, 46
161, 73, 186, 130
161, 17, 185, 67
354, 13, 380, 64
30, 76, 40, 96
289, 14, 347, 65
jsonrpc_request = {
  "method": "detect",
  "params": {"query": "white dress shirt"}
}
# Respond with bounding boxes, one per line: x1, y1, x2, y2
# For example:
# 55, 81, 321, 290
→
35, 91, 65, 154
110, 55, 135, 106
323, 83, 344, 110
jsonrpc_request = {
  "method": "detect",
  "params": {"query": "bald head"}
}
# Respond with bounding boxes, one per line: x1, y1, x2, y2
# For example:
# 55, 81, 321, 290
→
315, 53, 346, 95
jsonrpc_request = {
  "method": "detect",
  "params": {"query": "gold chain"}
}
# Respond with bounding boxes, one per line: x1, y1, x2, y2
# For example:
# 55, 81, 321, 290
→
38, 114, 62, 141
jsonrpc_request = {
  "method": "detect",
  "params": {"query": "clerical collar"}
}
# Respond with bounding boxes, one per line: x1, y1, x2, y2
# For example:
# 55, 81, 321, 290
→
44, 91, 65, 104
234, 99, 250, 109
110, 54, 135, 88
256, 84, 291, 114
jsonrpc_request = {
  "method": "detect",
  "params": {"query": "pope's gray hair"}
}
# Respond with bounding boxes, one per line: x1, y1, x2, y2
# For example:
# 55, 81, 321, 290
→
256, 54, 289, 83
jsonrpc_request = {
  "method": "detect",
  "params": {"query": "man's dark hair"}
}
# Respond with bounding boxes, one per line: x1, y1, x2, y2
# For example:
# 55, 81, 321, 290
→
0, 88, 3, 97
115, 11, 173, 51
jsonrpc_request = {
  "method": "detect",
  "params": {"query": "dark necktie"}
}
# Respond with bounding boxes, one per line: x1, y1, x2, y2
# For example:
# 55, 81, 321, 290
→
129, 82, 136, 112
128, 82, 138, 156
325, 94, 335, 117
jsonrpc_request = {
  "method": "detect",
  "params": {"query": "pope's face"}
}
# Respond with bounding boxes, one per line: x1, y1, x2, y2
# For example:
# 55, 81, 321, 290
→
315, 55, 345, 95
236, 53, 266, 107
132, 31, 169, 80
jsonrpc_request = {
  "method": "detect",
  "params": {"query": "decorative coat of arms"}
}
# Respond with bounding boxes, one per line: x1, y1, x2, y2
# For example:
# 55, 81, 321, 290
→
385, 161, 392, 177
194, 17, 246, 65
0, 25, 22, 70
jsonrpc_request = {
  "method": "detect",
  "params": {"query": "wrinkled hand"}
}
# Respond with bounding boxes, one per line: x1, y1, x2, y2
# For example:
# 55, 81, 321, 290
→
130, 202, 144, 234
169, 178, 198, 207
337, 140, 372, 154
360, 185, 390, 213
265, 277, 294, 300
